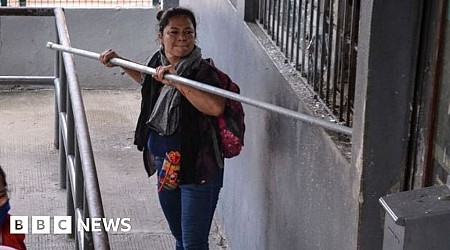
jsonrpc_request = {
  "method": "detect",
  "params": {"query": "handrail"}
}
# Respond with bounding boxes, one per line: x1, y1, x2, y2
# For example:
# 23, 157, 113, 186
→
54, 8, 110, 250
0, 7, 111, 249
45, 42, 353, 136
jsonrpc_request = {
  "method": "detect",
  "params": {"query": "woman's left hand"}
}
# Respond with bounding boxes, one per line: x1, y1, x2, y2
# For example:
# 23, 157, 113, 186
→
153, 65, 178, 87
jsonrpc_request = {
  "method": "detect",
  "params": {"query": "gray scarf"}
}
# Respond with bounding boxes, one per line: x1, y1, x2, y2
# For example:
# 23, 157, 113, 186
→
160, 46, 203, 76
146, 46, 203, 136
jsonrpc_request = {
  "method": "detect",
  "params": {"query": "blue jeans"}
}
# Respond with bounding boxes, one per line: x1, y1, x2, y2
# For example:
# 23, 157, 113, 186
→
155, 157, 223, 250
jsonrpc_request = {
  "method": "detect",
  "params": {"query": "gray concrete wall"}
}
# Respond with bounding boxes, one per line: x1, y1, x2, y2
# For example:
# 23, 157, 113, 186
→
0, 8, 159, 89
180, 1, 359, 250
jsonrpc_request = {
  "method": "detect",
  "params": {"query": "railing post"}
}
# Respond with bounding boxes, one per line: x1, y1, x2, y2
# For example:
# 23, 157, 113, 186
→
66, 88, 75, 235
74, 140, 85, 249
54, 36, 60, 150
59, 51, 67, 189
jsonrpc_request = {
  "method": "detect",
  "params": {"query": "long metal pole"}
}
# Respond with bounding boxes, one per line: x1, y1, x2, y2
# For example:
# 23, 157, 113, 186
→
46, 42, 352, 136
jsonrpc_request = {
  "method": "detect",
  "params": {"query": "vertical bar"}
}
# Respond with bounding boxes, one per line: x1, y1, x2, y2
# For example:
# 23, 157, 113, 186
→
280, 0, 286, 51
67, 167, 75, 238
290, 0, 297, 61
345, 0, 359, 126
260, 0, 266, 25
313, 0, 321, 90
306, 0, 314, 86
296, 0, 303, 70
59, 53, 67, 189
338, 1, 349, 122
66, 90, 75, 236
276, 0, 281, 45
285, 0, 291, 57
54, 36, 60, 149
319, 0, 327, 97
332, 0, 343, 117
74, 139, 84, 213
301, 0, 308, 74
270, 0, 275, 38
325, 0, 334, 105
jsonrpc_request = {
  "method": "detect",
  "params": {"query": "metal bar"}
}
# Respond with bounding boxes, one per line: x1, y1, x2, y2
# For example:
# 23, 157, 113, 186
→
332, 0, 343, 118
54, 33, 61, 150
280, 0, 286, 51
290, 0, 297, 61
0, 76, 54, 85
54, 8, 111, 250
0, 7, 54, 16
284, 0, 291, 56
66, 154, 75, 239
59, 53, 68, 189
46, 42, 352, 135
301, 0, 308, 74
295, 0, 303, 70
345, 0, 358, 126
338, 1, 349, 122
276, 0, 281, 45
319, 0, 327, 98
325, 0, 334, 105
313, 0, 320, 90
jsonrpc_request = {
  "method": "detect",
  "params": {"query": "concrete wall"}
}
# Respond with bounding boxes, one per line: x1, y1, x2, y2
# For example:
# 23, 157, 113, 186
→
0, 8, 159, 89
180, 1, 359, 250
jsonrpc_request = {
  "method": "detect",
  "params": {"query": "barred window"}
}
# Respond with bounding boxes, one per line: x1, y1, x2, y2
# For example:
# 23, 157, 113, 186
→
257, 0, 359, 127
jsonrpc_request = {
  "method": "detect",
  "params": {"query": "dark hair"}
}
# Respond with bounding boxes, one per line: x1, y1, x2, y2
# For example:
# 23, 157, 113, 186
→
157, 7, 197, 36
0, 166, 7, 188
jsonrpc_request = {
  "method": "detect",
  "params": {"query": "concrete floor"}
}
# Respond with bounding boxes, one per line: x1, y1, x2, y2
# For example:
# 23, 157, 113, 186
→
0, 88, 228, 250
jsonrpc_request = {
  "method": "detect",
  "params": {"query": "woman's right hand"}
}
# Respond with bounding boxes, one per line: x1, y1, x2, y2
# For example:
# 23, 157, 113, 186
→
99, 49, 121, 67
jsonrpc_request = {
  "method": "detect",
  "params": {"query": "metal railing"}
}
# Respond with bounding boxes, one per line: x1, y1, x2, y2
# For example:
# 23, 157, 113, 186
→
46, 42, 352, 136
257, 0, 359, 127
0, 7, 110, 249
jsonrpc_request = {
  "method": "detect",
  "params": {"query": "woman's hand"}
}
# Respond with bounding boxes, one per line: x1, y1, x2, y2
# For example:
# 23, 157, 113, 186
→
99, 49, 142, 83
153, 65, 224, 116
99, 49, 121, 67
153, 65, 179, 87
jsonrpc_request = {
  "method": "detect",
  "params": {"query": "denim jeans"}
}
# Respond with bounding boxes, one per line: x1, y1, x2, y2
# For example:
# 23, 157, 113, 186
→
154, 157, 223, 250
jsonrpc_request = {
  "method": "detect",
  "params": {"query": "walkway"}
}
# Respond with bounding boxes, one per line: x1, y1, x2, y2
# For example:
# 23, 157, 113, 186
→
0, 87, 228, 250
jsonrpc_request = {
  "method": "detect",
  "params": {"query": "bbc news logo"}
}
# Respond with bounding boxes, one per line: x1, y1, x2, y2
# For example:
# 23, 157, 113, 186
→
10, 216, 131, 234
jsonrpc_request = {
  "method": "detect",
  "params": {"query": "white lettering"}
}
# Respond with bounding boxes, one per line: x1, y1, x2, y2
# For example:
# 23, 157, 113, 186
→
120, 218, 131, 232
91, 218, 102, 232
77, 217, 90, 232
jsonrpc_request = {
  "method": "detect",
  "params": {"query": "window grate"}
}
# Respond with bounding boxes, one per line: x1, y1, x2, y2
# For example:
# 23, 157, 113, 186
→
257, 0, 359, 127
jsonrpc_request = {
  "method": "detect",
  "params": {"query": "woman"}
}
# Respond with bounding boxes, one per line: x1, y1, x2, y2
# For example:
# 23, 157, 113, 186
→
0, 166, 26, 250
100, 7, 225, 250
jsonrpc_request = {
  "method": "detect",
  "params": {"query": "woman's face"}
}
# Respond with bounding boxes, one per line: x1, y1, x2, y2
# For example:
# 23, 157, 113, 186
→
159, 15, 196, 65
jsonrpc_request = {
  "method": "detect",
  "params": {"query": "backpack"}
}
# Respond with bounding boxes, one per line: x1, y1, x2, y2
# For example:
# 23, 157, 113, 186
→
206, 59, 245, 159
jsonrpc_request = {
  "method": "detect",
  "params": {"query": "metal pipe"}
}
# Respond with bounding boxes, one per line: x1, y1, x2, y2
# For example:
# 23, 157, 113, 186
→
46, 42, 352, 136
0, 76, 54, 85
0, 7, 54, 16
